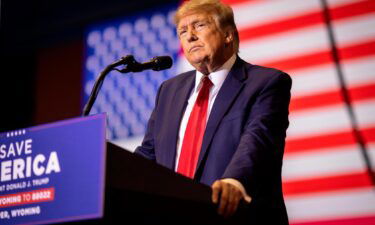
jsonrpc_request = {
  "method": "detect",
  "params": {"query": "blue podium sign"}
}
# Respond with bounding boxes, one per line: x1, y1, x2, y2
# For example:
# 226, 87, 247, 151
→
0, 114, 106, 224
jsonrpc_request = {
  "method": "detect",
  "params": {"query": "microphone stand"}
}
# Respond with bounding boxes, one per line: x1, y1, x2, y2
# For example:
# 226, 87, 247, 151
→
82, 55, 136, 116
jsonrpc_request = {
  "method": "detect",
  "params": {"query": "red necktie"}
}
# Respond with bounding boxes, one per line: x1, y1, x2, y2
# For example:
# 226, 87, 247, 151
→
177, 76, 213, 178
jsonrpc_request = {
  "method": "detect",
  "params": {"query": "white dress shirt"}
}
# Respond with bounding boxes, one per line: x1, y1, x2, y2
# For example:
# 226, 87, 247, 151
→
175, 54, 237, 169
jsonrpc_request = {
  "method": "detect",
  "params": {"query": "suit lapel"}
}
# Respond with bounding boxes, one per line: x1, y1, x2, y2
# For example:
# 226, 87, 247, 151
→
195, 58, 248, 176
163, 72, 195, 170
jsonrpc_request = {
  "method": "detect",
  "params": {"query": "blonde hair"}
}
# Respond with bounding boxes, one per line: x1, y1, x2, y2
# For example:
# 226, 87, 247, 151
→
174, 0, 239, 53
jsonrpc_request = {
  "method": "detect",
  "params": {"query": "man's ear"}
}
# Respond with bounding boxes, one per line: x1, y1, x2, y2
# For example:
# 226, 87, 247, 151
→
224, 29, 234, 45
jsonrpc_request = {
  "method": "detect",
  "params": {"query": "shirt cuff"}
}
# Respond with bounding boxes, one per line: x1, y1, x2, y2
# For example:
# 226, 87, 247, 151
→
221, 178, 252, 203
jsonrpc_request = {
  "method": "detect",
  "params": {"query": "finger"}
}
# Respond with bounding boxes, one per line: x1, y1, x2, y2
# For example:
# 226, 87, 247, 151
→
224, 186, 241, 218
218, 182, 230, 216
211, 181, 222, 204
228, 189, 242, 217
222, 184, 234, 218
244, 194, 252, 204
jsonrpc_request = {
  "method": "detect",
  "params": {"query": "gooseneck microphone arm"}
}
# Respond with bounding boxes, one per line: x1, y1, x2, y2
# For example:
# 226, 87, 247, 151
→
82, 55, 173, 117
82, 55, 135, 116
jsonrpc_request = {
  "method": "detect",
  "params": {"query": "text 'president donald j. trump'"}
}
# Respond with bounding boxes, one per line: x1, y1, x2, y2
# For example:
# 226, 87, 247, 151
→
135, 0, 291, 223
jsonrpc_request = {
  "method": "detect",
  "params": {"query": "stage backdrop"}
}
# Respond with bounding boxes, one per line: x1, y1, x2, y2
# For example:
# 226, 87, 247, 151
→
83, 0, 375, 224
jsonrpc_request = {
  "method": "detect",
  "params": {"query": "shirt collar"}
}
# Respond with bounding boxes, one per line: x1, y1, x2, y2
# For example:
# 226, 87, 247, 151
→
194, 54, 237, 93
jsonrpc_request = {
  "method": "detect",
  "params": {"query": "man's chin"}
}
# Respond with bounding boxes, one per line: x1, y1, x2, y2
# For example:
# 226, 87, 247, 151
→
187, 55, 209, 67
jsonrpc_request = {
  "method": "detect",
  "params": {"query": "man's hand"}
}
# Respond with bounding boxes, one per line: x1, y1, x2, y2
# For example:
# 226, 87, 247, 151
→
211, 179, 252, 218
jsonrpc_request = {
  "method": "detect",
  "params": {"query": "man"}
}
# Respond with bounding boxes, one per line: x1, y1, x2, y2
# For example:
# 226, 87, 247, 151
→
135, 0, 291, 223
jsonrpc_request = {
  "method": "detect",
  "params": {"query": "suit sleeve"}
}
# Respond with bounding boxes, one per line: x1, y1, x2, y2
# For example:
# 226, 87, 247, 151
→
221, 72, 292, 195
134, 82, 164, 161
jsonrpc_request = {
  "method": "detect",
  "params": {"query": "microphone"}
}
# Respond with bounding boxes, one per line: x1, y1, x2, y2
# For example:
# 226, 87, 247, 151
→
82, 55, 172, 116
125, 56, 173, 72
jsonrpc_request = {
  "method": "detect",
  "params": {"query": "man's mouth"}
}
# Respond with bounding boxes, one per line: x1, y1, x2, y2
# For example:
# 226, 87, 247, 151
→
189, 46, 202, 52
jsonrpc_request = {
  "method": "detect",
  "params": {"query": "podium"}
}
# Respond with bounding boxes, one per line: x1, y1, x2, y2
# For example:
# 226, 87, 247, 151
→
0, 115, 249, 225
86, 142, 249, 225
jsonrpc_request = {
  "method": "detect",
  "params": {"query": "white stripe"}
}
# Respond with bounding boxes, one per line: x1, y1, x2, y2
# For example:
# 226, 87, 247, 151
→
327, 0, 371, 8
238, 15, 375, 67
282, 143, 375, 181
233, 0, 321, 29
354, 99, 375, 127
288, 100, 375, 138
291, 64, 339, 97
239, 24, 330, 63
232, 0, 359, 30
288, 105, 351, 138
291, 56, 375, 97
333, 14, 375, 46
285, 187, 375, 223
343, 56, 375, 86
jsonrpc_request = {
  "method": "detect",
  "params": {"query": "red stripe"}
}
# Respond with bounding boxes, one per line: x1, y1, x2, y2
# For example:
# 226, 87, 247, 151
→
264, 50, 333, 72
340, 39, 375, 60
291, 215, 375, 225
283, 171, 373, 196
290, 89, 344, 112
350, 82, 375, 101
363, 126, 375, 144
239, 8, 324, 42
262, 39, 375, 72
290, 82, 375, 112
238, 0, 375, 42
330, 0, 375, 21
285, 127, 375, 154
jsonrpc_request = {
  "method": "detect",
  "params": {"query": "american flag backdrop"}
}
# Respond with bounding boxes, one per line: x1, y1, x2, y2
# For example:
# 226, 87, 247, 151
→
83, 0, 375, 224
84, 3, 180, 141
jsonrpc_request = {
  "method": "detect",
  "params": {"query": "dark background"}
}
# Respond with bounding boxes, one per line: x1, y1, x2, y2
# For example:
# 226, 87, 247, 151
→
0, 0, 177, 132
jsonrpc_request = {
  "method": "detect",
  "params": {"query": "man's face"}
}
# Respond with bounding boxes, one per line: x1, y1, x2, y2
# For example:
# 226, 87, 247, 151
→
177, 13, 230, 72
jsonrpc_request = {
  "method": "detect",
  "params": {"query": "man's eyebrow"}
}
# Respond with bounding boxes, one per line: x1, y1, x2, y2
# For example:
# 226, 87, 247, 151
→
178, 18, 209, 30
178, 24, 187, 31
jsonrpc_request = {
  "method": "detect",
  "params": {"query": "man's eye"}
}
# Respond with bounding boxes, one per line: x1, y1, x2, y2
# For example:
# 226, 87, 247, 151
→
196, 23, 206, 28
179, 30, 186, 36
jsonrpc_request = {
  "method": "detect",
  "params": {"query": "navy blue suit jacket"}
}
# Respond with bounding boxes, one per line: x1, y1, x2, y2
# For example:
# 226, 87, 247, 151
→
135, 57, 291, 224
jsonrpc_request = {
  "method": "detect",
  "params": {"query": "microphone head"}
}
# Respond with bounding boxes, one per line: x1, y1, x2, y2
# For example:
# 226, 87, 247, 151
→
151, 56, 173, 71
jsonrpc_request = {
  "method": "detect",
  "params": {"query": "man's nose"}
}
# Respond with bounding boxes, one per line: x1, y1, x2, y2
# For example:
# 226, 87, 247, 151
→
187, 29, 198, 42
